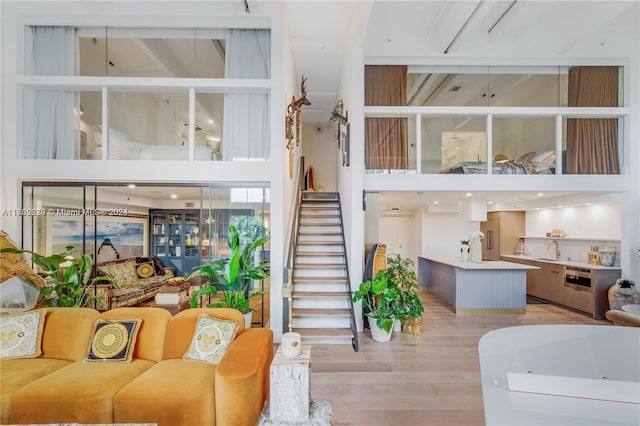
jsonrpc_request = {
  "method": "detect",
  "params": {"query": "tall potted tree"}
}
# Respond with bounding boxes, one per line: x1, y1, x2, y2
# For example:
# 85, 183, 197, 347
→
187, 225, 269, 328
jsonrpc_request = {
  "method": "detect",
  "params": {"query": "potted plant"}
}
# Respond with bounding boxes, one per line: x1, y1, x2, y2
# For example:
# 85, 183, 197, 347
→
0, 245, 110, 307
385, 253, 424, 334
187, 225, 269, 328
352, 270, 398, 342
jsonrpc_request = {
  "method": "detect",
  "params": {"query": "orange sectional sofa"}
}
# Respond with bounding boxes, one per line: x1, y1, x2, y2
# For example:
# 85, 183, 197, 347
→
1, 307, 273, 426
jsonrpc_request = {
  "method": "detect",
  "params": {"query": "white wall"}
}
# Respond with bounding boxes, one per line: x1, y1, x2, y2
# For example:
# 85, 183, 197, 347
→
301, 123, 337, 191
420, 210, 480, 258
525, 203, 622, 265
379, 212, 419, 265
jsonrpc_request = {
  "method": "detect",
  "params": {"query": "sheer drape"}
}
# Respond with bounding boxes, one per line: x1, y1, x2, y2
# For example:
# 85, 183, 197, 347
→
222, 29, 270, 160
566, 66, 619, 174
365, 65, 408, 170
24, 26, 78, 159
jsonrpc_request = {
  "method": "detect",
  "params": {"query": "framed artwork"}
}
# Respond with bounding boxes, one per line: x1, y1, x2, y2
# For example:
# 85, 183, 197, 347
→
46, 215, 148, 262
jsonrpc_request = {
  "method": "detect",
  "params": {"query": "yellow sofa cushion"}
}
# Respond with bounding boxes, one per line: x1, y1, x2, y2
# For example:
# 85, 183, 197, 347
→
41, 307, 101, 361
0, 357, 71, 424
10, 358, 155, 424
114, 358, 216, 426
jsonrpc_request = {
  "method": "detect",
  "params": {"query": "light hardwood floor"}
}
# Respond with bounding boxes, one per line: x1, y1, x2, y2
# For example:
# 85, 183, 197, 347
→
307, 288, 608, 426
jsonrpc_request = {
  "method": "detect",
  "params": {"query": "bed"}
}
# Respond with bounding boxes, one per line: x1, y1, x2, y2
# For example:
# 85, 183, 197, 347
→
439, 151, 556, 175
87, 127, 217, 161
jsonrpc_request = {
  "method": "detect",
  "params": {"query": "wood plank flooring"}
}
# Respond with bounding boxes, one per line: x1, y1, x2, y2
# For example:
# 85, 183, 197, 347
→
307, 288, 608, 426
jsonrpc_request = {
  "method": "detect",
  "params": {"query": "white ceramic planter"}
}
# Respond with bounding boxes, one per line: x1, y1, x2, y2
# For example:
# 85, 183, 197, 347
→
368, 314, 392, 343
243, 311, 252, 329
393, 318, 401, 332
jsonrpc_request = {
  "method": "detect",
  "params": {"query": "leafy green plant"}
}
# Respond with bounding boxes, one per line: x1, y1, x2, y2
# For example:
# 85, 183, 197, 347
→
0, 245, 110, 307
385, 253, 424, 324
187, 225, 269, 314
352, 270, 399, 333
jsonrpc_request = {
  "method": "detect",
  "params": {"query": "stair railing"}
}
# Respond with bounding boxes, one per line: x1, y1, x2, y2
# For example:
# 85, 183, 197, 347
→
336, 193, 358, 352
283, 157, 305, 332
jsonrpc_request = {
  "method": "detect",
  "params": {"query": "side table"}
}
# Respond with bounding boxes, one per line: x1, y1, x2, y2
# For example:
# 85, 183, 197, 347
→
269, 345, 311, 423
621, 304, 640, 316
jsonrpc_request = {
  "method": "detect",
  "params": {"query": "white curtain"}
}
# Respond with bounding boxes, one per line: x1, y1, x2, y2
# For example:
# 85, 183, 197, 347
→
24, 26, 78, 159
222, 29, 270, 161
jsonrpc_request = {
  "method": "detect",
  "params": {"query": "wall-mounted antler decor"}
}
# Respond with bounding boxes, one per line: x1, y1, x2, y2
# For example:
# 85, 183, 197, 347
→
285, 75, 312, 178
329, 99, 348, 149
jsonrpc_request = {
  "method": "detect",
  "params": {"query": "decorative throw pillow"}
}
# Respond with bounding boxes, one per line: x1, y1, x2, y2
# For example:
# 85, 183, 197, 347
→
85, 319, 141, 363
136, 261, 155, 278
183, 315, 239, 365
0, 309, 46, 359
98, 261, 138, 287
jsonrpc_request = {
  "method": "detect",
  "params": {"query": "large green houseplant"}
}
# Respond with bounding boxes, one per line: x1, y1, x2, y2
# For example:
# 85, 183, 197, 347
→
187, 225, 270, 315
0, 245, 110, 307
352, 270, 399, 342
385, 253, 424, 334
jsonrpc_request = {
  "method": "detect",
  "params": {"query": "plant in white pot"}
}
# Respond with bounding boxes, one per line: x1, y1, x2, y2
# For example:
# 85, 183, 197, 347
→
186, 225, 269, 329
352, 270, 398, 342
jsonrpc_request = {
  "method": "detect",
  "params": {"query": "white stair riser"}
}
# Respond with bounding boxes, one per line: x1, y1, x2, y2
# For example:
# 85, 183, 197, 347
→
298, 227, 342, 234
296, 245, 344, 253
298, 235, 343, 242
292, 298, 351, 309
294, 256, 345, 264
293, 282, 348, 292
292, 317, 351, 328
301, 337, 354, 345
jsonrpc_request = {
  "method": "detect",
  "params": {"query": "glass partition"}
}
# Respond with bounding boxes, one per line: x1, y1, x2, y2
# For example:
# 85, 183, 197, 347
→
421, 116, 487, 174
492, 117, 556, 173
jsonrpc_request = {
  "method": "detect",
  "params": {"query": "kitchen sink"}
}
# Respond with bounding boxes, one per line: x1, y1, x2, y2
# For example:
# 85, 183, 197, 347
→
532, 257, 557, 261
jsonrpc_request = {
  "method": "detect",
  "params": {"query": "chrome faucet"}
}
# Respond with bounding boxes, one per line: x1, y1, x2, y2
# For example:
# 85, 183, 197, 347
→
547, 240, 560, 260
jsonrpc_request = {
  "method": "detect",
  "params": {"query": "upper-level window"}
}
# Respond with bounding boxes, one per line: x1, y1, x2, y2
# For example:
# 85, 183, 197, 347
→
365, 65, 624, 175
21, 26, 271, 161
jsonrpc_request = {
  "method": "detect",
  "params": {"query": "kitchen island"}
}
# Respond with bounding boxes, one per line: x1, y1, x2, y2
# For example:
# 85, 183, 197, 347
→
418, 255, 539, 314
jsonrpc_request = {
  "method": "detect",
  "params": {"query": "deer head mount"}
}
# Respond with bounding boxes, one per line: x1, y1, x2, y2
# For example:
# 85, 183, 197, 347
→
286, 75, 312, 150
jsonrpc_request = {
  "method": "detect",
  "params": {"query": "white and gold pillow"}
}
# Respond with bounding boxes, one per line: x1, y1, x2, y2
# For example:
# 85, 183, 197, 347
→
0, 309, 46, 359
183, 314, 239, 365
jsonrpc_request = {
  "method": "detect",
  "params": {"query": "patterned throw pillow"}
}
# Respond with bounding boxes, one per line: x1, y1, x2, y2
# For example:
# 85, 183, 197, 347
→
183, 315, 239, 365
85, 319, 141, 363
136, 261, 155, 278
99, 261, 138, 287
0, 309, 46, 359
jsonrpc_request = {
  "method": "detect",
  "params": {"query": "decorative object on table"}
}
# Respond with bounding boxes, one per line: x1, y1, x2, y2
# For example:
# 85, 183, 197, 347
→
285, 76, 311, 179
467, 231, 485, 263
549, 228, 565, 237
1, 242, 113, 308
460, 240, 470, 262
599, 246, 617, 267
280, 331, 302, 359
0, 230, 46, 313
587, 246, 601, 265
608, 279, 640, 311
187, 225, 270, 328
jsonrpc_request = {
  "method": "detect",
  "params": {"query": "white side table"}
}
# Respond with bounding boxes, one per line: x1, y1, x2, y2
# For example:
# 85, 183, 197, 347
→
621, 304, 640, 316
269, 345, 311, 423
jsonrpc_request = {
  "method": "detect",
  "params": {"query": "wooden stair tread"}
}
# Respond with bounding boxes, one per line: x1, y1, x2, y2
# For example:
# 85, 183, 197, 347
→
293, 328, 354, 338
299, 222, 341, 226
299, 214, 340, 218
301, 198, 339, 202
293, 276, 347, 282
292, 291, 350, 298
292, 308, 351, 317
295, 263, 346, 268
296, 251, 345, 256
296, 241, 343, 245
298, 230, 343, 235
300, 205, 338, 209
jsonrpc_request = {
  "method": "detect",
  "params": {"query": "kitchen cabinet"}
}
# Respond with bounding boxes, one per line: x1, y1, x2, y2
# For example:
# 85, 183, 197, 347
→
480, 211, 525, 261
505, 257, 561, 302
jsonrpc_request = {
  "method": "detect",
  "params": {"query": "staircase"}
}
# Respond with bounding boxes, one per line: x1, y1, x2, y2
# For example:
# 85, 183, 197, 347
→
289, 191, 358, 351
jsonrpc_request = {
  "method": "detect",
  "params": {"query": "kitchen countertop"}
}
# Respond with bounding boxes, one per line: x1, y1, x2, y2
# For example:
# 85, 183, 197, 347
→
501, 254, 621, 270
420, 255, 539, 270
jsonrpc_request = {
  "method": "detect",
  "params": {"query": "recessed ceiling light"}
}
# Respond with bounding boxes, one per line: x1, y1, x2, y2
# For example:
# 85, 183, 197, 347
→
433, 201, 439, 204
170, 194, 178, 199
585, 203, 592, 206
128, 184, 136, 189
465, 193, 472, 197
208, 119, 214, 124
488, 201, 494, 204
536, 207, 540, 210
537, 193, 544, 197
558, 205, 564, 209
